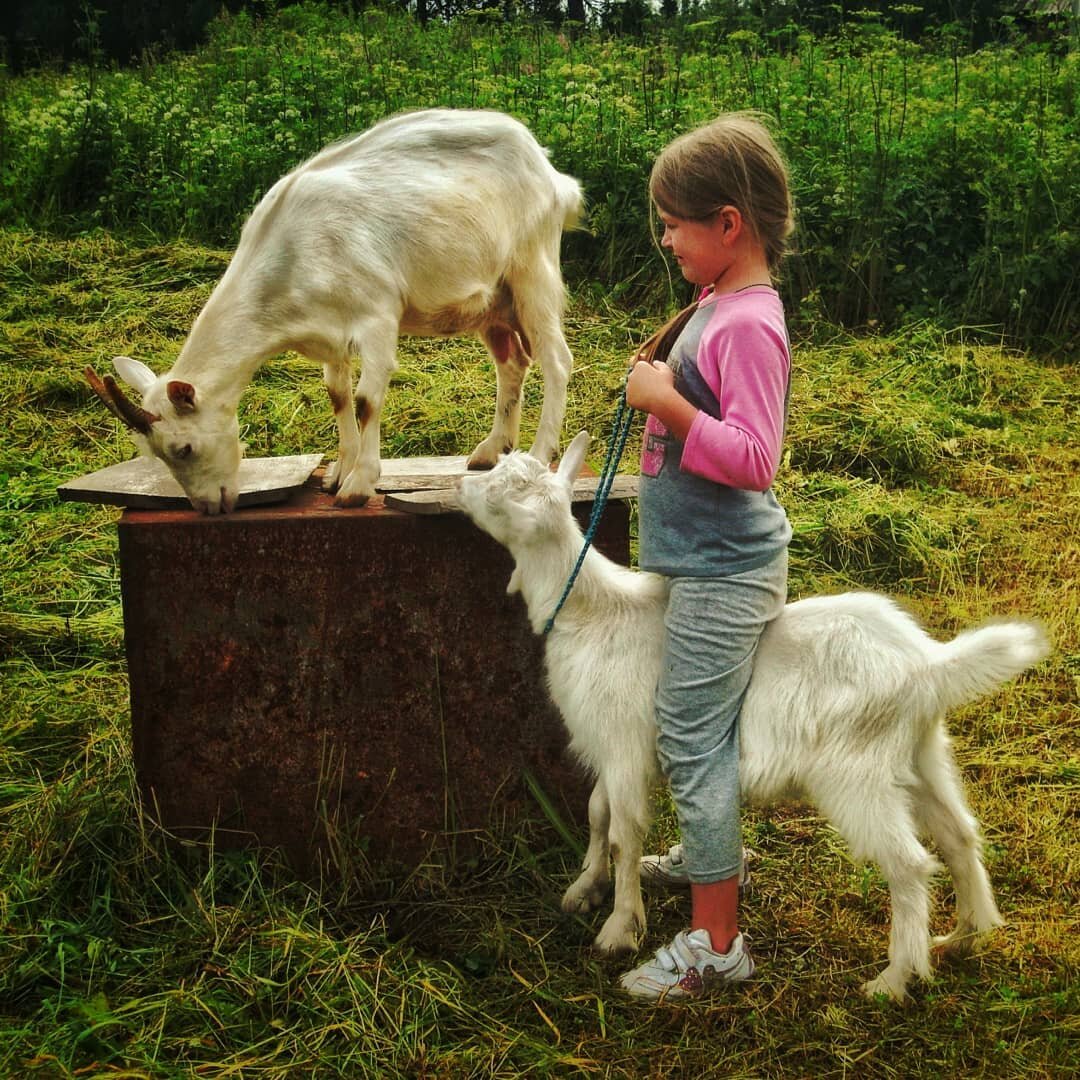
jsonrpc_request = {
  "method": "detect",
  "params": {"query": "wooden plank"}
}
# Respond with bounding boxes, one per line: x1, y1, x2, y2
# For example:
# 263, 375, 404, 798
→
375, 455, 470, 492
386, 474, 639, 516
58, 454, 325, 510
60, 451, 638, 513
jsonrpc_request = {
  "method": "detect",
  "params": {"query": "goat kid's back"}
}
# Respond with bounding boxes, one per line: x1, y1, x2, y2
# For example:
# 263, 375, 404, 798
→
740, 592, 1049, 810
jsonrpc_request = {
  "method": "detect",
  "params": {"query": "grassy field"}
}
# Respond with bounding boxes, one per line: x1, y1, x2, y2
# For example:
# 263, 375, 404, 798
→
0, 8, 1078, 1075
0, 222, 1077, 1077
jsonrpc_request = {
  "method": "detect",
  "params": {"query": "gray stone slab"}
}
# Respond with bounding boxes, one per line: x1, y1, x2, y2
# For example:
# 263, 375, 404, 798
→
58, 454, 325, 510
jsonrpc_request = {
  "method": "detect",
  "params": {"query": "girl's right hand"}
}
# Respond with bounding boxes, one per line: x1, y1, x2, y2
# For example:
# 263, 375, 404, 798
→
626, 358, 675, 412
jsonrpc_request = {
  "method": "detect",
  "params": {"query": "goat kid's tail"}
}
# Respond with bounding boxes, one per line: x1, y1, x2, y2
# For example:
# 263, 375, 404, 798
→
929, 620, 1049, 715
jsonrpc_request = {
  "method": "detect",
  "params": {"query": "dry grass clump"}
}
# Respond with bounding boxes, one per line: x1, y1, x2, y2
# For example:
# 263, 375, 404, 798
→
2, 231, 1077, 1077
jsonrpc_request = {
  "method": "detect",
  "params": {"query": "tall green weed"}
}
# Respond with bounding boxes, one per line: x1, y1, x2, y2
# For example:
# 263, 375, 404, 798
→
0, 5, 1076, 343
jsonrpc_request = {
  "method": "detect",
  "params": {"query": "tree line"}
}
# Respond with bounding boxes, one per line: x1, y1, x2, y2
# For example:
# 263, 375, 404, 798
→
2, 0, 1072, 73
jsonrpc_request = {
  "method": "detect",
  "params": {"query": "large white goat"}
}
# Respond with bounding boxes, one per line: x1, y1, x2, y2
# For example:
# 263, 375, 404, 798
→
457, 431, 1049, 1000
85, 109, 582, 513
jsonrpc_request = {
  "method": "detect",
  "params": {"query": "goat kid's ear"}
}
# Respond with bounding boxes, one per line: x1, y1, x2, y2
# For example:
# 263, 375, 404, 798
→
556, 431, 590, 487
112, 355, 157, 395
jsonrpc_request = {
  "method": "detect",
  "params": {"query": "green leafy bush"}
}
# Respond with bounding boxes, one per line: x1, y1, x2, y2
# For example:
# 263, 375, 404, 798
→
0, 6, 1076, 342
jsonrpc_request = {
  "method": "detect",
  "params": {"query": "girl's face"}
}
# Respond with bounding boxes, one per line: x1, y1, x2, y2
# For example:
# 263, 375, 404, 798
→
657, 209, 731, 287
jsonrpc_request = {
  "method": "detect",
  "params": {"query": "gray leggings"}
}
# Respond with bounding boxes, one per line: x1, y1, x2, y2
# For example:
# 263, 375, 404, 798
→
655, 550, 788, 884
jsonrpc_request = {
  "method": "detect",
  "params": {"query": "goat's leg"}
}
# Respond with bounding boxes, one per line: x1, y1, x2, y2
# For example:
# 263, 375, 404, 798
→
335, 319, 398, 507
915, 724, 1003, 957
468, 326, 529, 470
591, 784, 647, 956
508, 265, 571, 465
320, 353, 361, 495
562, 779, 612, 915
818, 779, 937, 1000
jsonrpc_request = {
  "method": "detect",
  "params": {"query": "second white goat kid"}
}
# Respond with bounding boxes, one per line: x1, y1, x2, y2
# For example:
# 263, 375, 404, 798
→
86, 108, 582, 514
456, 431, 1049, 1001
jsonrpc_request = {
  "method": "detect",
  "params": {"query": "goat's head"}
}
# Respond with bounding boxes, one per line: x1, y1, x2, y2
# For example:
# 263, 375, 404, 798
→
457, 430, 590, 552
86, 357, 243, 515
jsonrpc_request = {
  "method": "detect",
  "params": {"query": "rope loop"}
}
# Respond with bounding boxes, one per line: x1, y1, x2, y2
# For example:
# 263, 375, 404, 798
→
542, 387, 636, 636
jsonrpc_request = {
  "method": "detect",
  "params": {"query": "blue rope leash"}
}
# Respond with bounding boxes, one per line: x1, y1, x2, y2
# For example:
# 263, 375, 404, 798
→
542, 387, 636, 637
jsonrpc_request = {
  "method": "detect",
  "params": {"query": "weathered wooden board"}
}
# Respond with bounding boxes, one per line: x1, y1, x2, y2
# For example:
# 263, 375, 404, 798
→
58, 455, 325, 510
385, 474, 639, 515
375, 455, 471, 491
60, 452, 639, 514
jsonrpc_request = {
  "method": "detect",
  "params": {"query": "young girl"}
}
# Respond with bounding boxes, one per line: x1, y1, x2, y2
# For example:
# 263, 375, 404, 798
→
620, 113, 795, 1001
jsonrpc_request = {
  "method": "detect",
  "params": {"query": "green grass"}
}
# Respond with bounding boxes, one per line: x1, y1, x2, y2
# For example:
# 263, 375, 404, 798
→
1, 226, 1078, 1077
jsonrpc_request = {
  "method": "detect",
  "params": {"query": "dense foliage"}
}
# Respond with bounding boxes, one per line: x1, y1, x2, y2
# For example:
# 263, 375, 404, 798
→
0, 4, 1077, 342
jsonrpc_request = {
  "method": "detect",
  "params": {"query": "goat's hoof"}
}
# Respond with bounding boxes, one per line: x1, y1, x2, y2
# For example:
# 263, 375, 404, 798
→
333, 490, 372, 508
861, 971, 911, 1002
561, 883, 607, 914
466, 452, 498, 471
467, 435, 515, 470
592, 925, 641, 958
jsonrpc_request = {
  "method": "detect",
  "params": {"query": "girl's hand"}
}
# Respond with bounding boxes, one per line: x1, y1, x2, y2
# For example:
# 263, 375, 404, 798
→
626, 358, 699, 441
626, 358, 675, 412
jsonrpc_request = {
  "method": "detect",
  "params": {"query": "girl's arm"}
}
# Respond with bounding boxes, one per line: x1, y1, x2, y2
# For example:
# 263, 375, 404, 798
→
681, 315, 789, 491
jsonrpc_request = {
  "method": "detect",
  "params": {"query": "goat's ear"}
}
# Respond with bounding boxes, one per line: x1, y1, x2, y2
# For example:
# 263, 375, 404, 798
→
507, 565, 522, 595
167, 380, 198, 413
112, 355, 157, 395
556, 431, 590, 487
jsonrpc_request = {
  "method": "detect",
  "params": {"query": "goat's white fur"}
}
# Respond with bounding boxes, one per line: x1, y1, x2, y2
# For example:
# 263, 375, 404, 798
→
457, 431, 1049, 1000
96, 109, 582, 514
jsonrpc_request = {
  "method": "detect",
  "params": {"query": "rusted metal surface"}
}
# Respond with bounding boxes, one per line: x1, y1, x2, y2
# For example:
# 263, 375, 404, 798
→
118, 477, 632, 875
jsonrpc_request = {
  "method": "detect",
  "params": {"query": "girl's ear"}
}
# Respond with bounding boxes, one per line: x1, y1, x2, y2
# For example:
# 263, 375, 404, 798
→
715, 205, 743, 242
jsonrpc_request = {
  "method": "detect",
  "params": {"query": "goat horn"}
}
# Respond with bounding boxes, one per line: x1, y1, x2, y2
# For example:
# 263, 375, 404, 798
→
84, 367, 160, 434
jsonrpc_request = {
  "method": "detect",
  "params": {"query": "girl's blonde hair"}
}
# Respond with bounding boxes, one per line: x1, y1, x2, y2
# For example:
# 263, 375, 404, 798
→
637, 113, 794, 367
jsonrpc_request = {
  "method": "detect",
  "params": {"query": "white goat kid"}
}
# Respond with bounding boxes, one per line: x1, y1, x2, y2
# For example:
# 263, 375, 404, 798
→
457, 431, 1049, 1001
86, 109, 582, 514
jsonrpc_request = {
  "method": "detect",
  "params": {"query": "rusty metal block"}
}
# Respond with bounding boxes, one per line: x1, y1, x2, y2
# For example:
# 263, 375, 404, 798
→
118, 478, 632, 875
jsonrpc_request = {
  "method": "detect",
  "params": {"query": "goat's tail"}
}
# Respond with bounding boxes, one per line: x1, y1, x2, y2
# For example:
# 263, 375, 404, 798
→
928, 620, 1049, 715
555, 173, 586, 232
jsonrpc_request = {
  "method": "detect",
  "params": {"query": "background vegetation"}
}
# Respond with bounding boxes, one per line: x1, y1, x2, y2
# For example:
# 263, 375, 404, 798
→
1, 4, 1078, 1077
1, 3, 1078, 342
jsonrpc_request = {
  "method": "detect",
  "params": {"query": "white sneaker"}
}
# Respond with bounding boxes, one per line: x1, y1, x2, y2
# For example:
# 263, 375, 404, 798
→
639, 843, 753, 895
620, 929, 755, 1001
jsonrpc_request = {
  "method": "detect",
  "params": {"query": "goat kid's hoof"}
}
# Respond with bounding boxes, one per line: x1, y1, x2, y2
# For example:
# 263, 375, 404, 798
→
861, 972, 911, 1002
932, 927, 988, 959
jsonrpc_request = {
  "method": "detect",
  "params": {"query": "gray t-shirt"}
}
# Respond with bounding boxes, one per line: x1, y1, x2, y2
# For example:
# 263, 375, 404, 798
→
638, 291, 792, 577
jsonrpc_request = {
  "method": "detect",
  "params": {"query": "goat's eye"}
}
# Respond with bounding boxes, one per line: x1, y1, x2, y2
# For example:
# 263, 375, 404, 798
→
174, 444, 193, 460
